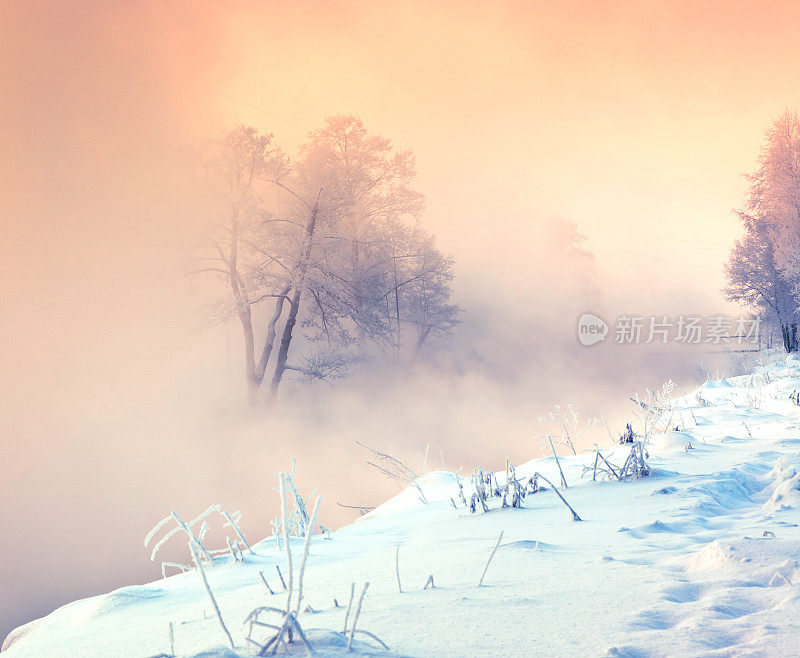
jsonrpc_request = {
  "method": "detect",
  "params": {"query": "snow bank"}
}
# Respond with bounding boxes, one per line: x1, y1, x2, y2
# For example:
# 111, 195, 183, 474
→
6, 356, 800, 656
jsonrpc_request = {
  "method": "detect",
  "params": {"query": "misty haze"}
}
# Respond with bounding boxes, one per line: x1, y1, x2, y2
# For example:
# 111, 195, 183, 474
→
3, 2, 800, 657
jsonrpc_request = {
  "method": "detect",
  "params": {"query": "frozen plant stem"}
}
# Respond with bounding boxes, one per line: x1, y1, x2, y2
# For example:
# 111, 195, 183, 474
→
168, 622, 174, 656
597, 451, 619, 479
275, 565, 287, 591
294, 495, 320, 615
259, 570, 274, 595
534, 472, 582, 521
347, 582, 369, 652
395, 545, 403, 593
221, 510, 253, 554
188, 542, 234, 650
478, 531, 504, 586
279, 473, 294, 614
547, 434, 568, 488
343, 582, 355, 633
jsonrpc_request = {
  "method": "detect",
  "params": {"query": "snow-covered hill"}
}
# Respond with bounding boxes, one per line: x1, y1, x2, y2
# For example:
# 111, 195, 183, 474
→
5, 358, 800, 657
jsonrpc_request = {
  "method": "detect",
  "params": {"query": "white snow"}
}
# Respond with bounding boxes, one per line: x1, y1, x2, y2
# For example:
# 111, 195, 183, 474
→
5, 358, 800, 656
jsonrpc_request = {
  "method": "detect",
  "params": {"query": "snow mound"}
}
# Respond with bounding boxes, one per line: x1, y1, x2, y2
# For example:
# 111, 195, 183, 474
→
763, 457, 800, 512
652, 430, 693, 451
363, 470, 458, 518
686, 541, 736, 572
1, 619, 43, 653
89, 585, 166, 619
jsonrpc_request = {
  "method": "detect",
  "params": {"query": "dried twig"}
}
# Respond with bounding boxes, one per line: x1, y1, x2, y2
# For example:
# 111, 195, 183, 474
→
478, 531, 504, 586
294, 495, 320, 615
260, 570, 275, 595
534, 472, 582, 521
221, 509, 254, 554
279, 474, 293, 615
350, 629, 389, 650
395, 545, 403, 593
342, 582, 355, 633
547, 434, 568, 488
336, 501, 375, 515
275, 565, 287, 591
188, 542, 234, 650
357, 441, 428, 504
347, 582, 369, 652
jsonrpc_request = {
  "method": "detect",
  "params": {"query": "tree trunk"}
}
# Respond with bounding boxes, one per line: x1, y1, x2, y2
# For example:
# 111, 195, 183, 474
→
785, 322, 800, 352
227, 218, 259, 396
392, 242, 401, 352
780, 321, 798, 352
269, 289, 302, 401
239, 307, 258, 393
413, 326, 431, 356
255, 284, 291, 384
267, 201, 319, 403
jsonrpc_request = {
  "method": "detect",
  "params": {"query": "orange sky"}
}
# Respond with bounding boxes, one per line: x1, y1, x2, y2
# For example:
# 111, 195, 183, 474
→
4, 0, 800, 313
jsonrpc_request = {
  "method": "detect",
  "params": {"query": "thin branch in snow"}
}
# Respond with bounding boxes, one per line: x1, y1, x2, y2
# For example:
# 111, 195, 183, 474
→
478, 531, 504, 587
221, 509, 254, 554
279, 473, 294, 615
294, 495, 321, 615
546, 434, 569, 489
349, 629, 389, 651
145, 506, 219, 564
347, 582, 369, 652
275, 565, 287, 591
538, 404, 598, 454
161, 562, 190, 579
357, 441, 428, 504
337, 501, 375, 515
395, 545, 403, 593
188, 542, 234, 650
534, 472, 582, 521
343, 582, 355, 633
259, 571, 275, 595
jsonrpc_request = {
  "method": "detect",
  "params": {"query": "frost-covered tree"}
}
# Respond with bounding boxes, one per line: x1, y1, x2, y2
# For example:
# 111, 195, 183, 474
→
389, 224, 459, 356
755, 111, 800, 284
193, 117, 458, 402
191, 126, 287, 396
725, 212, 796, 350
725, 110, 800, 352
543, 218, 600, 309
